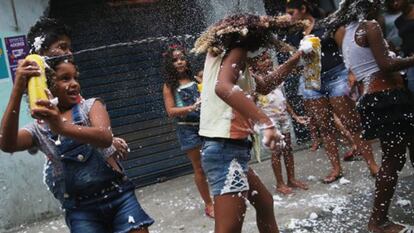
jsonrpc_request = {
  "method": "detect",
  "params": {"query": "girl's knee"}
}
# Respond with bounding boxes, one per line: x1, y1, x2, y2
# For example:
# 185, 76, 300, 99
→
255, 191, 274, 209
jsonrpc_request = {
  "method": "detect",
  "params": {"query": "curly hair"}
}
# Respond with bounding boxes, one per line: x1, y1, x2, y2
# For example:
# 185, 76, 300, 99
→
192, 13, 308, 56
27, 17, 71, 54
163, 45, 195, 91
319, 0, 383, 37
45, 55, 77, 89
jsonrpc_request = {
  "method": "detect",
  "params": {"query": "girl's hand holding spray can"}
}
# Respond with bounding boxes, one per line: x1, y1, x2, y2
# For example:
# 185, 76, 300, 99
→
25, 54, 59, 121
299, 35, 322, 90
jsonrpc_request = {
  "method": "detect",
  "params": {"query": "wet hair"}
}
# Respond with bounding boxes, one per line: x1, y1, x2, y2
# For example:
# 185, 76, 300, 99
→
192, 14, 308, 56
286, 0, 322, 18
163, 44, 194, 91
319, 0, 383, 37
27, 17, 71, 54
385, 0, 397, 11
45, 55, 77, 89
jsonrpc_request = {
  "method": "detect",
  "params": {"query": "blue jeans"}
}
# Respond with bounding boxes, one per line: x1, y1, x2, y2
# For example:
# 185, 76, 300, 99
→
201, 138, 251, 196
299, 64, 350, 99
407, 67, 414, 94
65, 191, 154, 233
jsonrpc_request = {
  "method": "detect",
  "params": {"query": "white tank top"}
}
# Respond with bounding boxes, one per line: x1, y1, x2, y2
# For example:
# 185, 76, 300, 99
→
343, 22, 381, 81
199, 53, 255, 139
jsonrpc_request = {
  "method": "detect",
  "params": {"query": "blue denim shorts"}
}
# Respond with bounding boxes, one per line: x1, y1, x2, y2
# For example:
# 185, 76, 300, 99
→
201, 138, 251, 196
65, 191, 154, 233
299, 64, 350, 99
176, 124, 203, 151
407, 67, 414, 94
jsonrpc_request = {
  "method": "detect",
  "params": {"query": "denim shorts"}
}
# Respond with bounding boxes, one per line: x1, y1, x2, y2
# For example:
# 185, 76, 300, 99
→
176, 123, 203, 151
407, 67, 414, 94
65, 191, 154, 233
299, 64, 350, 99
201, 138, 251, 196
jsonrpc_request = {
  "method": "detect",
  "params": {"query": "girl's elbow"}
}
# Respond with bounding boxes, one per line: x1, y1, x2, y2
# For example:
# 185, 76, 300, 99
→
166, 111, 175, 118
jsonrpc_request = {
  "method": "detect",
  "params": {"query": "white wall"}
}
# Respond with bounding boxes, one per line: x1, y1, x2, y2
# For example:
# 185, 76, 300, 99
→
0, 0, 62, 231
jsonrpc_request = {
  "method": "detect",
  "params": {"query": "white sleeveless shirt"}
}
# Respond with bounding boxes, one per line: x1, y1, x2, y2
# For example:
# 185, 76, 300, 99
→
199, 53, 255, 139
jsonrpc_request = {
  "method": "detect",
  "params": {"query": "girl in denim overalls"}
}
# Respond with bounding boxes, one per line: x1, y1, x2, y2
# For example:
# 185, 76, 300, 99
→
0, 58, 153, 233
162, 45, 214, 218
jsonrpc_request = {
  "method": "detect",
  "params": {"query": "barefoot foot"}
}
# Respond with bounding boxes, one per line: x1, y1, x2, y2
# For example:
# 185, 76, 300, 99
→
276, 185, 293, 195
322, 171, 343, 184
288, 179, 309, 190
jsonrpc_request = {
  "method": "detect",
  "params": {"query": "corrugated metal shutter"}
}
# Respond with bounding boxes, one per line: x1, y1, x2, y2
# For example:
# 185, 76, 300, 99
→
49, 0, 206, 187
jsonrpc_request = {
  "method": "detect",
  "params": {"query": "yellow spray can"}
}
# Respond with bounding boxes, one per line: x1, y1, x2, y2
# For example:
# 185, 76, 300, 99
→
25, 54, 48, 110
300, 35, 321, 91
197, 83, 203, 93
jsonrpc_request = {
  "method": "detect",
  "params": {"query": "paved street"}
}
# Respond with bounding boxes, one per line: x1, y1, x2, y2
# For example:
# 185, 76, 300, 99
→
8, 143, 414, 233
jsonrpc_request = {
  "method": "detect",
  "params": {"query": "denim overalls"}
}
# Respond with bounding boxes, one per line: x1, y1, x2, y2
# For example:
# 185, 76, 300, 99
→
174, 82, 200, 123
173, 82, 203, 151
45, 104, 133, 209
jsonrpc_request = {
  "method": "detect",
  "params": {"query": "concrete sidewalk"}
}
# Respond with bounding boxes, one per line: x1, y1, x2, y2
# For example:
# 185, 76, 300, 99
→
7, 143, 414, 233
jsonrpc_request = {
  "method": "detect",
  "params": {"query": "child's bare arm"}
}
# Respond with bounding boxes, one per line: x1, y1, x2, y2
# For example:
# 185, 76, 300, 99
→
365, 21, 414, 72
255, 51, 303, 95
216, 48, 283, 150
33, 99, 113, 148
216, 48, 271, 126
163, 84, 199, 118
0, 60, 39, 153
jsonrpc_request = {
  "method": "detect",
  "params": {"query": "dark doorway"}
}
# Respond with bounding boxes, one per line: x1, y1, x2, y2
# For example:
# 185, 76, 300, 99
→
48, 0, 206, 187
